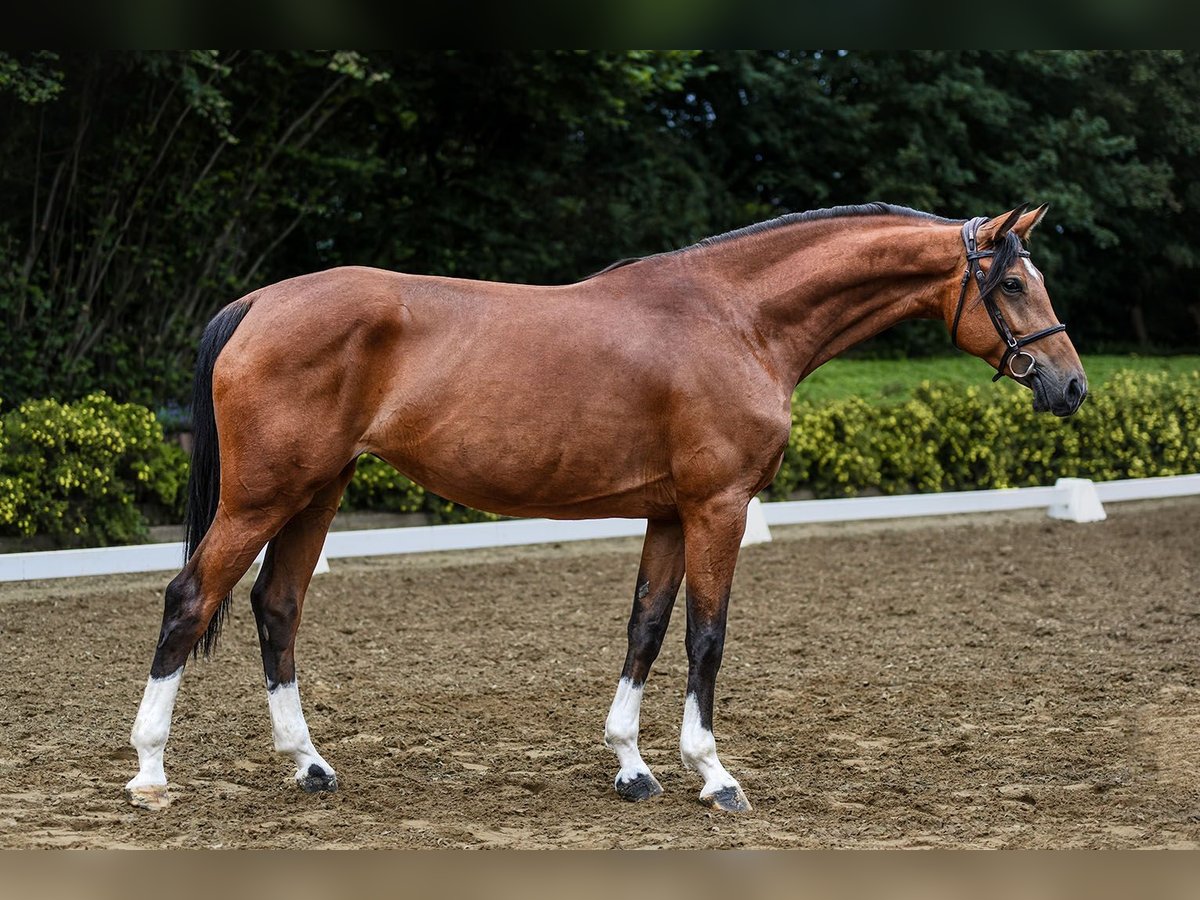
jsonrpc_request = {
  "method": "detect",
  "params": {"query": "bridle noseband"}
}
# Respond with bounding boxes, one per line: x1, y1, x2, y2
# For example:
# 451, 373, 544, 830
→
950, 216, 1067, 382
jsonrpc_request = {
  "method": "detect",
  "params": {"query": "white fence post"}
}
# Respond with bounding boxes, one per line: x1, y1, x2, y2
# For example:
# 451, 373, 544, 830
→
1047, 477, 1107, 523
741, 497, 772, 547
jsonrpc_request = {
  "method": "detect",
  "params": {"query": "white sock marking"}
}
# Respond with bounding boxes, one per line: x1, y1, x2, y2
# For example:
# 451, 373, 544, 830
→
604, 678, 652, 785
679, 693, 740, 797
126, 668, 182, 791
268, 681, 334, 780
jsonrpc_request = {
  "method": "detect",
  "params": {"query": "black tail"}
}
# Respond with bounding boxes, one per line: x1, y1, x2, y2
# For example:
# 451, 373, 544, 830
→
185, 299, 253, 659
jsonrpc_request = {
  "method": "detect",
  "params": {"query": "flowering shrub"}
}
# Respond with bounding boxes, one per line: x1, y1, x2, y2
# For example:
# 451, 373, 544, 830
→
342, 454, 425, 514
340, 456, 498, 522
773, 371, 1200, 499
0, 392, 188, 545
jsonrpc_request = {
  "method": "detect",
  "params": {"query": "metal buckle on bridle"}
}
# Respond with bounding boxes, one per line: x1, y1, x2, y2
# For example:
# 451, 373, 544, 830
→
1008, 350, 1037, 379
950, 215, 1067, 383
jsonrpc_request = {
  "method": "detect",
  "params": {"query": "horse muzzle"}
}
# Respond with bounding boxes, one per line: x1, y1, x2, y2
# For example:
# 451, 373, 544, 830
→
1030, 369, 1088, 417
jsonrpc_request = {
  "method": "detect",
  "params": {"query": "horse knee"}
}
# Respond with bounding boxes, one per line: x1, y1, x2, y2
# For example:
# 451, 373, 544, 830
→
628, 614, 669, 661
686, 626, 726, 673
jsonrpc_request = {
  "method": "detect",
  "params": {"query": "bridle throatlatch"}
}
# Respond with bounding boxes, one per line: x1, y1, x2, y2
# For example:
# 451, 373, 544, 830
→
950, 216, 1067, 382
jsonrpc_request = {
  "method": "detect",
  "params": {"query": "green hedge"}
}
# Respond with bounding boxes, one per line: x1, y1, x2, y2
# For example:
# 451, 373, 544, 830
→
773, 371, 1200, 499
2, 372, 1196, 547
342, 455, 498, 523
0, 395, 494, 546
342, 454, 426, 514
0, 393, 189, 545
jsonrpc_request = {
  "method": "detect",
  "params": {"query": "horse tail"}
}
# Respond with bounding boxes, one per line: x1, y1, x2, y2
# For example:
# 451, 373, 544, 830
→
185, 298, 253, 658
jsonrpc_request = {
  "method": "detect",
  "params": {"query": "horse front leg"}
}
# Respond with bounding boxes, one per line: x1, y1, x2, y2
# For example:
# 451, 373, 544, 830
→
678, 495, 751, 812
604, 518, 685, 801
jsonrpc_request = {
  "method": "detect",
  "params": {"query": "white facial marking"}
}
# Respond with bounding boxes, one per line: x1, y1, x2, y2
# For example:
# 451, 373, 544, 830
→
268, 681, 334, 780
126, 668, 183, 791
1023, 258, 1042, 282
604, 678, 652, 785
679, 693, 740, 797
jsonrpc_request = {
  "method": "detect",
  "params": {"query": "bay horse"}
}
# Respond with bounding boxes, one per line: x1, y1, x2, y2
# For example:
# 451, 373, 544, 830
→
125, 202, 1087, 813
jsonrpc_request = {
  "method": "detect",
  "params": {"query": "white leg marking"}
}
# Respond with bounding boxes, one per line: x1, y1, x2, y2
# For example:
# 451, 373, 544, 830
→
604, 678, 652, 786
126, 667, 182, 792
679, 693, 740, 798
268, 681, 334, 782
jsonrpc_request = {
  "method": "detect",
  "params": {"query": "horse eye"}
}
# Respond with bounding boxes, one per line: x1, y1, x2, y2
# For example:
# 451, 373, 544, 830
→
1002, 278, 1022, 294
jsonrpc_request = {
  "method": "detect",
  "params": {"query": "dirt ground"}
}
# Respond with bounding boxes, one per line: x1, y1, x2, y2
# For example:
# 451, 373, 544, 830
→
1, 498, 1198, 849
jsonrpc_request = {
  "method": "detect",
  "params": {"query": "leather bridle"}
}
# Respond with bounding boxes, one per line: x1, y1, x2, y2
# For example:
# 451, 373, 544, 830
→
950, 216, 1067, 383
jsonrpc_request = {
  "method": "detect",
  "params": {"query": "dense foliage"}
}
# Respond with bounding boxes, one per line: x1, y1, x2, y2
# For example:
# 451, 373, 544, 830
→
1, 51, 1198, 406
0, 393, 188, 544
775, 372, 1200, 499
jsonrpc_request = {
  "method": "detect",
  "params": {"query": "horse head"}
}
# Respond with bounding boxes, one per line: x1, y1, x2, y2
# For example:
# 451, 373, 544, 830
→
946, 203, 1087, 417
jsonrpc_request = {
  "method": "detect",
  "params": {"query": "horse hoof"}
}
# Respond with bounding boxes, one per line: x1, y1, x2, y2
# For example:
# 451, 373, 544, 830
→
126, 784, 171, 811
700, 784, 752, 813
298, 763, 338, 793
615, 772, 663, 802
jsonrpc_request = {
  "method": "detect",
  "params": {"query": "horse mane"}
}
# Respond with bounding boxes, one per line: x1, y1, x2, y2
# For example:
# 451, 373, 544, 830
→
587, 202, 959, 279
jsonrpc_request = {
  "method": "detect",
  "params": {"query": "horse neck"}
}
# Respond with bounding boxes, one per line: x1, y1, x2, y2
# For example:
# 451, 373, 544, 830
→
697, 217, 963, 387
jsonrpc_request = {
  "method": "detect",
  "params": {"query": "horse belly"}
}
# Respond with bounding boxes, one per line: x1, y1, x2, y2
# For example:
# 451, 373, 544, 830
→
370, 392, 676, 520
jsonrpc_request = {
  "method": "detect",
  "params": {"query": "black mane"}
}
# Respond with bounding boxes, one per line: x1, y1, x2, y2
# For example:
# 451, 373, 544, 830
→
588, 203, 959, 278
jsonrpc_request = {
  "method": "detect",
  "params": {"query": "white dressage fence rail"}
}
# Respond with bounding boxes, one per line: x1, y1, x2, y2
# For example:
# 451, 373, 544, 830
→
1, 474, 1198, 584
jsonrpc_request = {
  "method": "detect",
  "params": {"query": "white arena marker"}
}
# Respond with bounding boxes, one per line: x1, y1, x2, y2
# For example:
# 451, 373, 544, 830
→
741, 497, 772, 547
312, 552, 330, 576
1048, 477, 1106, 523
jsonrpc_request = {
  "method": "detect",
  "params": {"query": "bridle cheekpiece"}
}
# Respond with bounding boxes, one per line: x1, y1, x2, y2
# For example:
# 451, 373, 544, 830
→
950, 215, 1067, 382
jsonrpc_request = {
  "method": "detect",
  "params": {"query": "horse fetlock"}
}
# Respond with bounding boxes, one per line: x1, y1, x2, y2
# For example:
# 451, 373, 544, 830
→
679, 726, 719, 776
603, 720, 637, 751
679, 732, 718, 773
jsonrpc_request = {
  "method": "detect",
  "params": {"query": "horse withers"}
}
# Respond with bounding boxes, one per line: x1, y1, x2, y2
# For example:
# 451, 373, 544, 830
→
125, 202, 1086, 812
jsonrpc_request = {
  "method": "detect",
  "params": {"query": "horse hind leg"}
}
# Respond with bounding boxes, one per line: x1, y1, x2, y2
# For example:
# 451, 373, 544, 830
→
604, 518, 685, 801
250, 461, 356, 793
126, 501, 298, 810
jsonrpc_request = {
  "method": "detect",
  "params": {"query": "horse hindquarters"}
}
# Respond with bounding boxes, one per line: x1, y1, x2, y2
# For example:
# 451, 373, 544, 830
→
126, 297, 360, 809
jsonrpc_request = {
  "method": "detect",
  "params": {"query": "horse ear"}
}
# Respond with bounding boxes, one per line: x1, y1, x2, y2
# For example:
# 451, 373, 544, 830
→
1013, 202, 1050, 241
977, 204, 1029, 247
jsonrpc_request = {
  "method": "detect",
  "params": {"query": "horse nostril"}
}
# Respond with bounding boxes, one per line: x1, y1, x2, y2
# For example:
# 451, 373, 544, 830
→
1066, 377, 1085, 407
